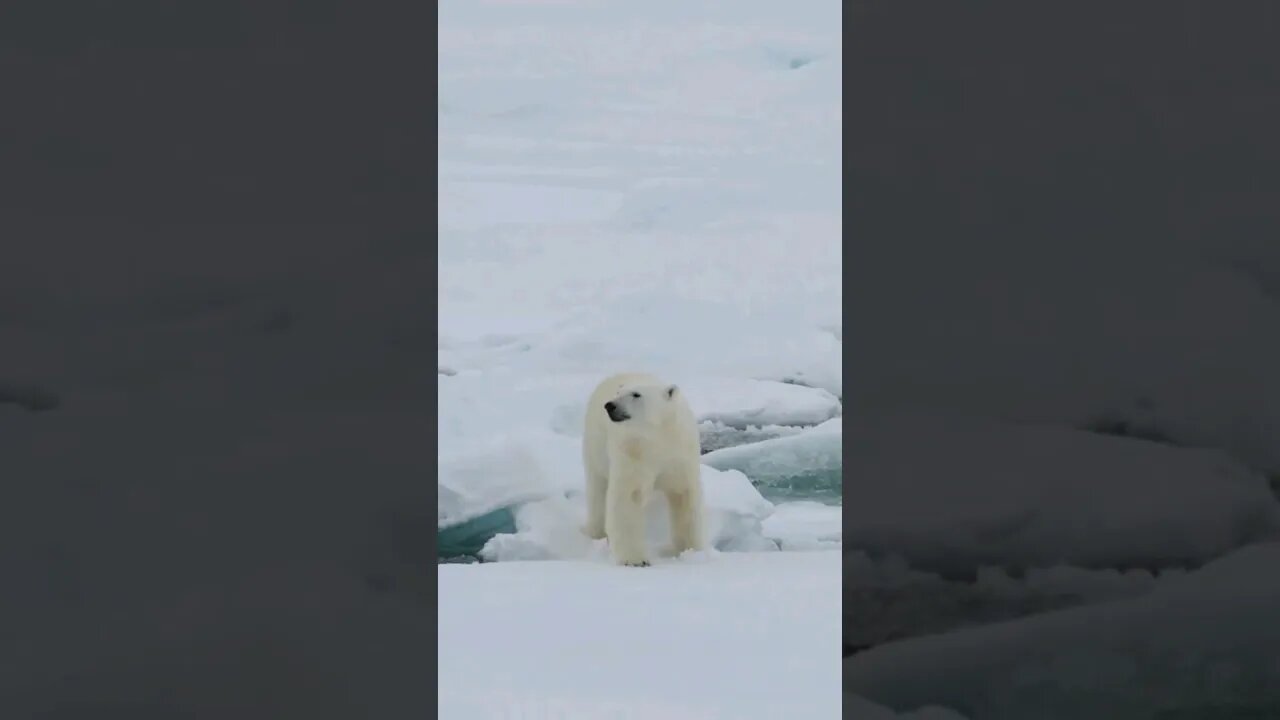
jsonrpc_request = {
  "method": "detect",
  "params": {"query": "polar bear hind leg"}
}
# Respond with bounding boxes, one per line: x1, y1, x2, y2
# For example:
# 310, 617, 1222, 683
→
583, 468, 608, 540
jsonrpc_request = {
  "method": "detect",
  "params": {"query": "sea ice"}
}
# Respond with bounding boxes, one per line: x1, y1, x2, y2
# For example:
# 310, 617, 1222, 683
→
703, 417, 841, 501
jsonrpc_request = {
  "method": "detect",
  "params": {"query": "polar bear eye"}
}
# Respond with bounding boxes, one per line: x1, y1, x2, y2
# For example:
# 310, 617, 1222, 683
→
631, 392, 641, 399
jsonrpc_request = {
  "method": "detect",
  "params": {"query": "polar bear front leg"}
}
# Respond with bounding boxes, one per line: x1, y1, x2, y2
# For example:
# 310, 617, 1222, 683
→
605, 466, 651, 567
665, 478, 705, 554
583, 470, 608, 540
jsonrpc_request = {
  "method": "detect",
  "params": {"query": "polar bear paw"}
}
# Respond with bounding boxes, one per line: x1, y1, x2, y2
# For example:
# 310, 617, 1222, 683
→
613, 545, 652, 567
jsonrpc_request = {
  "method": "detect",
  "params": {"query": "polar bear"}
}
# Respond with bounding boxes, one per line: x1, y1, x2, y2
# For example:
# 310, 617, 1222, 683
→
581, 372, 705, 566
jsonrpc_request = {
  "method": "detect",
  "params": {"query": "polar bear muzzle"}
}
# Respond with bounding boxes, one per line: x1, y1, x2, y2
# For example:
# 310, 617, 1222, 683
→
604, 401, 630, 422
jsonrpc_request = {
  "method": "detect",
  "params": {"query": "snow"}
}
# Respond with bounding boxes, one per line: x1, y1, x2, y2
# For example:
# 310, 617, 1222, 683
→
762, 500, 843, 551
847, 409, 1280, 574
438, 430, 584, 528
438, 180, 624, 229
437, 295, 843, 398
683, 379, 840, 429
846, 542, 1280, 720
437, 0, 845, 398
436, 2, 843, 716
437, 0, 844, 557
439, 550, 841, 720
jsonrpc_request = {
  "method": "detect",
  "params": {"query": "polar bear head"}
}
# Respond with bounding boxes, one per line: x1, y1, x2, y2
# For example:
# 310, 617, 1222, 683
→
604, 383, 680, 428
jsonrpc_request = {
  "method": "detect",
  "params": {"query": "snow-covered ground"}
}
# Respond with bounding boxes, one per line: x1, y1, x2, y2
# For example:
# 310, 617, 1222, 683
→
437, 0, 844, 550
438, 1, 842, 717
440, 551, 840, 719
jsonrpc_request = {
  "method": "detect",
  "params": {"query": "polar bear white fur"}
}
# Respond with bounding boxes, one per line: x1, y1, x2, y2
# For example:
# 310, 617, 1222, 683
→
581, 372, 705, 566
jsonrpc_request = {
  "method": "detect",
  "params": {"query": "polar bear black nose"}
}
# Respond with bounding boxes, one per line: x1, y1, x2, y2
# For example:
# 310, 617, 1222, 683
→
604, 401, 616, 413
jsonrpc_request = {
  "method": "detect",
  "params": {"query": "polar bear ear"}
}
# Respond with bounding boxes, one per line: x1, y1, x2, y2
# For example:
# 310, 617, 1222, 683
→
665, 384, 678, 399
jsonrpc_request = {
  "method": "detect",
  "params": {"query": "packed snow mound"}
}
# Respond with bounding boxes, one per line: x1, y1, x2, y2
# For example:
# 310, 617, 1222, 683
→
847, 410, 1280, 574
762, 500, 842, 550
439, 550, 841, 720
438, 430, 582, 528
479, 465, 777, 561
846, 542, 1280, 720
704, 417, 840, 500
438, 373, 602, 444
